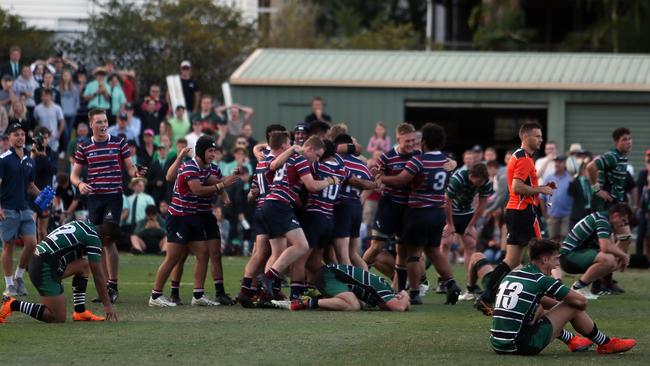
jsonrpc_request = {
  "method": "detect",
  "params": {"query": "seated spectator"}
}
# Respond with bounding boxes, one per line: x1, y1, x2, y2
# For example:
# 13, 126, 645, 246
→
146, 140, 173, 203
108, 112, 138, 142
138, 83, 168, 118
131, 204, 167, 255
140, 97, 162, 136
158, 200, 169, 222
222, 146, 252, 178
366, 121, 391, 154
137, 129, 157, 167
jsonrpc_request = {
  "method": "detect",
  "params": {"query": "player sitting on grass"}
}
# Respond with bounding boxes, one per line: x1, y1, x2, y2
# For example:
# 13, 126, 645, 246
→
1, 221, 117, 323
489, 238, 636, 355
271, 264, 410, 312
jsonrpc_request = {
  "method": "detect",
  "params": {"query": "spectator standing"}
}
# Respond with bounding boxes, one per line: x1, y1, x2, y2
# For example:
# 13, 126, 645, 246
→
29, 126, 58, 241
535, 140, 557, 181
107, 112, 138, 142
138, 83, 168, 118
33, 89, 65, 152
169, 105, 190, 145
155, 121, 173, 147
83, 67, 111, 111
568, 157, 594, 227
180, 60, 200, 113
109, 74, 127, 118
540, 156, 573, 241
217, 104, 254, 152
34, 72, 61, 106
8, 100, 34, 141
0, 46, 22, 80
146, 141, 173, 203
0, 102, 6, 133
185, 119, 203, 157
366, 121, 391, 154
74, 70, 89, 125
191, 95, 221, 138
12, 65, 38, 113
0, 75, 16, 113
137, 129, 157, 167
67, 123, 89, 170
124, 103, 141, 146
48, 54, 78, 86
30, 62, 52, 87
59, 69, 79, 153
139, 98, 161, 136
304, 96, 331, 126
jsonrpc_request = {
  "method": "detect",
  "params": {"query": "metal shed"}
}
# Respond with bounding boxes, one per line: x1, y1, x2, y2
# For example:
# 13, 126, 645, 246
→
230, 48, 650, 170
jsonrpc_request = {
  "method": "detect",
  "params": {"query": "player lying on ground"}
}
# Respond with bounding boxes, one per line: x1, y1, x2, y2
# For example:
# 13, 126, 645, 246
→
271, 264, 410, 312
489, 238, 635, 355
1, 221, 117, 323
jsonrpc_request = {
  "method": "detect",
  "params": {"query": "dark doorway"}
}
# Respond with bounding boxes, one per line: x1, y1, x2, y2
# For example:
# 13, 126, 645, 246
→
404, 101, 547, 163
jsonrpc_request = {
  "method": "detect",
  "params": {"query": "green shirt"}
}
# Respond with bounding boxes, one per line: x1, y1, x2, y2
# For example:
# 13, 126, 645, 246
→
594, 148, 628, 208
446, 168, 493, 214
169, 116, 191, 145
35, 221, 103, 275
326, 264, 396, 306
110, 84, 126, 115
83, 80, 112, 110
490, 264, 570, 353
561, 212, 611, 254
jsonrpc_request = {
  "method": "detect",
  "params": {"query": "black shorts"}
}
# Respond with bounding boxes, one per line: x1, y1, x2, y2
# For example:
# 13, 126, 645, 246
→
198, 212, 221, 241
252, 207, 267, 237
166, 215, 207, 244
504, 207, 541, 246
303, 212, 333, 249
372, 196, 407, 238
400, 207, 445, 247
452, 213, 473, 234
332, 201, 362, 239
260, 200, 301, 239
87, 193, 123, 226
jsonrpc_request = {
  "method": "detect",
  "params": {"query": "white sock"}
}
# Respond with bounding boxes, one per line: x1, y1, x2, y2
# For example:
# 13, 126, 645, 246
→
15, 267, 26, 279
4, 276, 14, 287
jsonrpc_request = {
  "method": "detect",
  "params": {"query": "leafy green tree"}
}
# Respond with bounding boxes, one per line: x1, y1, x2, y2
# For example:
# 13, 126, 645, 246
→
0, 8, 54, 62
469, 0, 536, 51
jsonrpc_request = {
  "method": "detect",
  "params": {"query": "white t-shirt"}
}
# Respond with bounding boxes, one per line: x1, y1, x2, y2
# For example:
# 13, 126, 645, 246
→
33, 103, 64, 151
535, 156, 555, 182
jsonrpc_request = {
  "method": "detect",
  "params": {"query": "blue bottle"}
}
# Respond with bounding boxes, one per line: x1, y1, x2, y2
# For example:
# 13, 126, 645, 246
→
35, 185, 55, 211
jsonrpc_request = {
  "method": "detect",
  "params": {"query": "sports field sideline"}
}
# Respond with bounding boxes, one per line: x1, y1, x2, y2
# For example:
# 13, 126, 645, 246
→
1, 253, 647, 365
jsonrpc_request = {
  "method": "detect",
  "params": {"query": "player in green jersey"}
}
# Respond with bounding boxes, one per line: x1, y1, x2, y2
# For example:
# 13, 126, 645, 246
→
0, 221, 117, 323
271, 264, 410, 312
490, 238, 635, 355
560, 204, 632, 300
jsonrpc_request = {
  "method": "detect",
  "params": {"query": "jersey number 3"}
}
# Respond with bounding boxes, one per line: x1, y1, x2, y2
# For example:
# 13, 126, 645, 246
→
495, 281, 524, 310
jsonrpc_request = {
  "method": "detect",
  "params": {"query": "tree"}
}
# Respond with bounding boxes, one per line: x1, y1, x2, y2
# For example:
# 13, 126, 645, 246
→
262, 0, 326, 48
0, 8, 54, 63
468, 0, 536, 51
63, 0, 257, 98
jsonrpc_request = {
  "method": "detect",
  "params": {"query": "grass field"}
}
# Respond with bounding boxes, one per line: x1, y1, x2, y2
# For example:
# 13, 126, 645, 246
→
0, 252, 648, 365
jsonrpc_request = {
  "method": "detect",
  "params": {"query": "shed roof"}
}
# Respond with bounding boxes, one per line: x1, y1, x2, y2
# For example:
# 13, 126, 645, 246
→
230, 48, 650, 92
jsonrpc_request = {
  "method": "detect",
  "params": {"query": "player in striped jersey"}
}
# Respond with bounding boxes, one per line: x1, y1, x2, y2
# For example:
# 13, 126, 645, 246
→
257, 136, 340, 298
332, 134, 378, 269
490, 238, 636, 355
71, 109, 145, 303
0, 221, 117, 323
271, 264, 410, 312
559, 204, 631, 300
378, 123, 461, 305
238, 131, 292, 307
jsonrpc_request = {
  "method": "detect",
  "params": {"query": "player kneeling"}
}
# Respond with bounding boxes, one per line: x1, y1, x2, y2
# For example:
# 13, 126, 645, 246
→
272, 264, 409, 312
489, 239, 635, 355
1, 221, 117, 323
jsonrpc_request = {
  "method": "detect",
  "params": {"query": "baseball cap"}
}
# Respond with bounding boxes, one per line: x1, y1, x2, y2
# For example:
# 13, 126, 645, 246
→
554, 155, 567, 161
118, 112, 128, 120
294, 123, 307, 132
125, 102, 134, 110
6, 123, 25, 134
472, 144, 483, 152
180, 60, 191, 69
143, 129, 155, 136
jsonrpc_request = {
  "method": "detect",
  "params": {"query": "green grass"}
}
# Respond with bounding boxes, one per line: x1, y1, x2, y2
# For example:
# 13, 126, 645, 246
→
1, 252, 648, 365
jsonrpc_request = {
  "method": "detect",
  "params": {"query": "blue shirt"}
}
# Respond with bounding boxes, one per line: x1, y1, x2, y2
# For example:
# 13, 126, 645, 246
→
542, 171, 573, 218
0, 147, 35, 210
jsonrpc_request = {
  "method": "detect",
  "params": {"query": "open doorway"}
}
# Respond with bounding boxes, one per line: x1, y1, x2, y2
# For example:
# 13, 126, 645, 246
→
404, 101, 547, 163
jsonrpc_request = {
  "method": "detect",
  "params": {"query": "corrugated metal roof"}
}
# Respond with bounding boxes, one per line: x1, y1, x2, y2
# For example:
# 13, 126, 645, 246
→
230, 48, 650, 92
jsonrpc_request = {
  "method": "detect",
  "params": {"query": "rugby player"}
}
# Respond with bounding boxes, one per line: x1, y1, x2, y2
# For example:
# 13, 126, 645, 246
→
71, 108, 145, 303
0, 221, 117, 323
490, 238, 636, 355
560, 204, 631, 300
476, 122, 554, 314
378, 123, 461, 305
271, 264, 410, 312
257, 136, 339, 298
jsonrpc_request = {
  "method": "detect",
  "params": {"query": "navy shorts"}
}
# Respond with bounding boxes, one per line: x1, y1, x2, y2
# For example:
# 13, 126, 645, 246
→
332, 200, 362, 239
303, 212, 333, 249
252, 207, 267, 237
260, 200, 301, 239
198, 212, 221, 241
372, 196, 407, 238
166, 215, 207, 244
87, 193, 123, 226
452, 213, 473, 234
401, 207, 445, 247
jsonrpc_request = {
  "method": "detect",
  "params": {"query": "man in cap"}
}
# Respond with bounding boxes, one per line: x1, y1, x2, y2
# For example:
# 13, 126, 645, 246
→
83, 67, 112, 110
180, 60, 200, 113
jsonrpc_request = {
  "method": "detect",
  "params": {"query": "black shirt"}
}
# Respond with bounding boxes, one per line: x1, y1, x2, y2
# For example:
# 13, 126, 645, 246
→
304, 112, 331, 126
181, 78, 199, 111
55, 184, 78, 210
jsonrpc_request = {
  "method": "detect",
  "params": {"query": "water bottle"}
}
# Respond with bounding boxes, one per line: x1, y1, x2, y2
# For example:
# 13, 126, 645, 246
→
35, 186, 55, 211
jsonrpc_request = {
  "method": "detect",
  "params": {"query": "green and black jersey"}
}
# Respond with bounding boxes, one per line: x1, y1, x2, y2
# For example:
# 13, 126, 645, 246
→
561, 212, 611, 255
34, 221, 102, 275
594, 148, 628, 209
326, 264, 396, 306
446, 168, 493, 214
490, 264, 570, 353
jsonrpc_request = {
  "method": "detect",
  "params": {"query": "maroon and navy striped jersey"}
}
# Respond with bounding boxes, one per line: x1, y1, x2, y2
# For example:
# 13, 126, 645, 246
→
337, 153, 372, 203
403, 151, 448, 208
377, 147, 420, 205
74, 136, 130, 195
265, 153, 312, 206
251, 154, 276, 208
196, 163, 222, 213
306, 155, 349, 216
168, 159, 211, 216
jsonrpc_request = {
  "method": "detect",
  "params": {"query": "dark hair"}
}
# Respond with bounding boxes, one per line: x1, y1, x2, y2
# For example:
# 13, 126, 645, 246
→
308, 121, 330, 137
269, 131, 290, 150
333, 133, 353, 145
609, 203, 632, 218
486, 160, 500, 169
612, 128, 630, 142
420, 123, 446, 151
529, 238, 560, 260
321, 140, 336, 161
312, 96, 323, 102
88, 108, 107, 121
519, 122, 542, 137
41, 88, 53, 96
56, 173, 69, 186
176, 137, 187, 145
145, 205, 157, 217
265, 124, 286, 142
468, 163, 489, 181
33, 126, 51, 137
